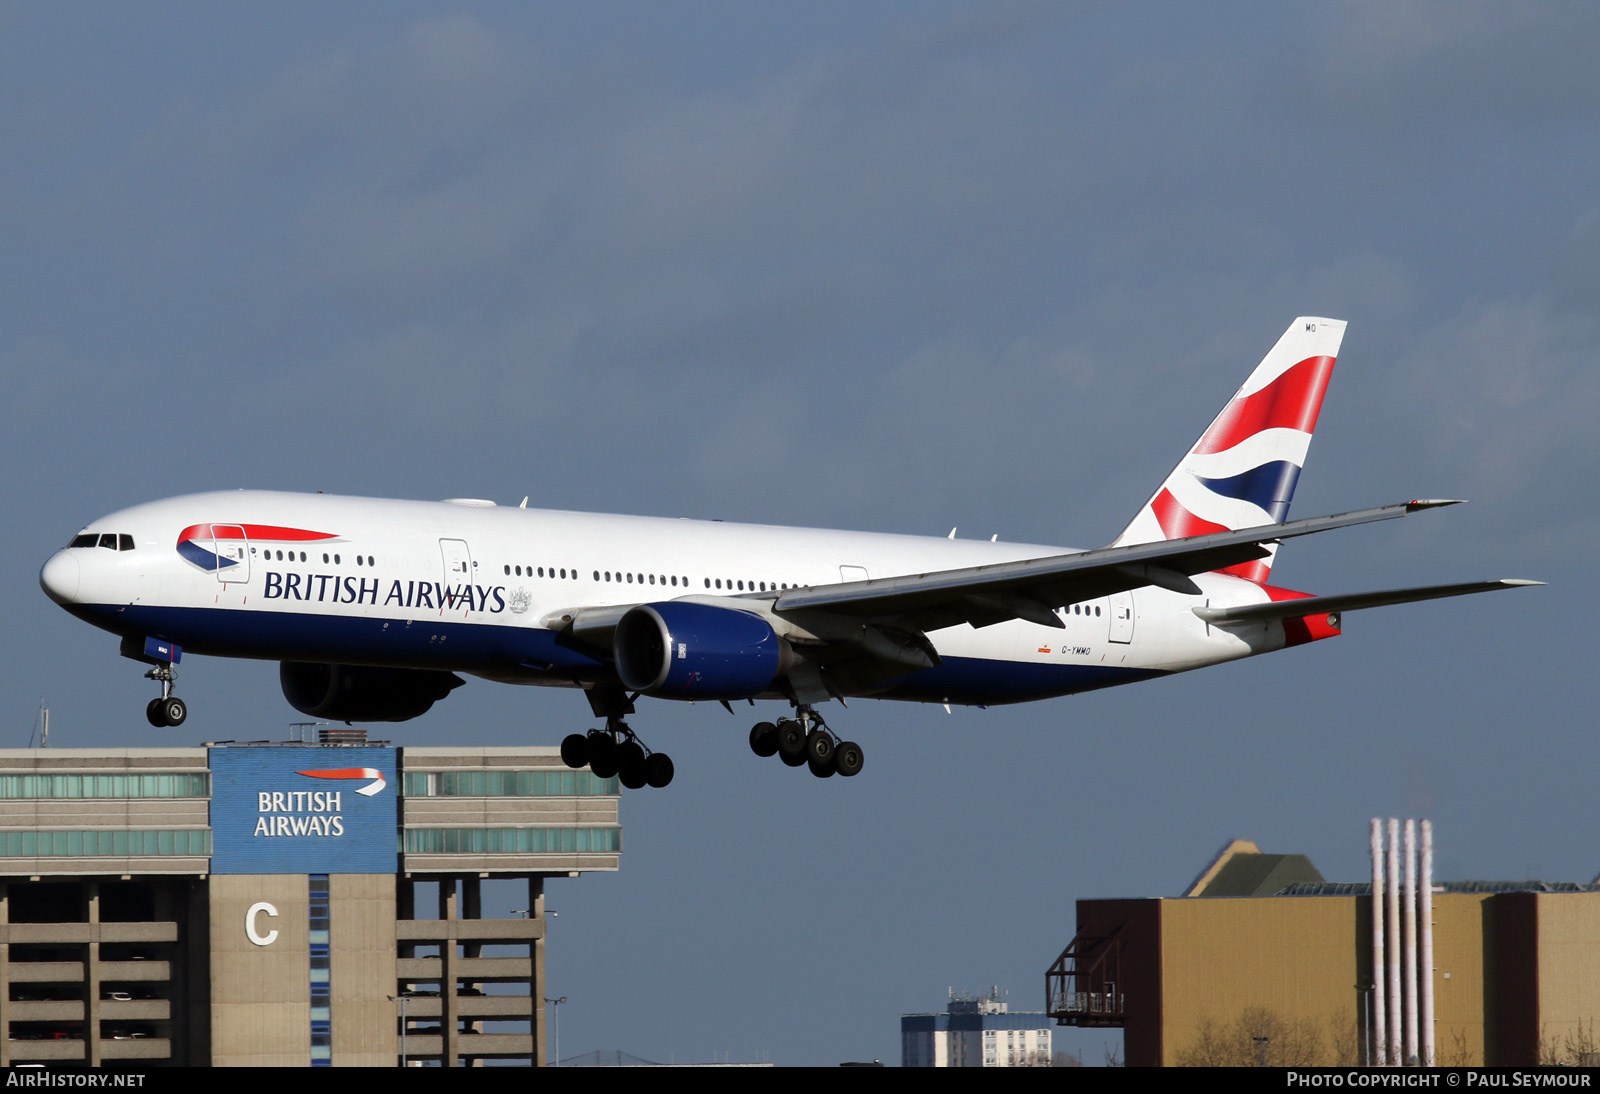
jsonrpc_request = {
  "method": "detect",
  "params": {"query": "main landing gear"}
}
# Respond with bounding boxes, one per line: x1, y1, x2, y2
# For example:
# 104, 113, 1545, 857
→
748, 706, 863, 779
560, 719, 674, 790
143, 665, 187, 728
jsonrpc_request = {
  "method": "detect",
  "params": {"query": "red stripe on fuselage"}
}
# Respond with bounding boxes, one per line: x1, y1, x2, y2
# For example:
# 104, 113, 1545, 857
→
178, 523, 337, 544
1191, 355, 1336, 455
1259, 582, 1341, 646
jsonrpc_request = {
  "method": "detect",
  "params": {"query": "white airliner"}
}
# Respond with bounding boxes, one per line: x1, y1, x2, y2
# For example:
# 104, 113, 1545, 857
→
40, 318, 1537, 788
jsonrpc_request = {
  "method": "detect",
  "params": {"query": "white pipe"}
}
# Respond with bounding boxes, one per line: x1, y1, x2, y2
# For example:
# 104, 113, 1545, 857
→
1387, 818, 1402, 1066
1420, 820, 1435, 1066
1404, 819, 1419, 1064
1371, 817, 1387, 1066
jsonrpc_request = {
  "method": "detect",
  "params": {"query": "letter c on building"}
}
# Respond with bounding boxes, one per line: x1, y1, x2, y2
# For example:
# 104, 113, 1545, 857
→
246, 901, 279, 947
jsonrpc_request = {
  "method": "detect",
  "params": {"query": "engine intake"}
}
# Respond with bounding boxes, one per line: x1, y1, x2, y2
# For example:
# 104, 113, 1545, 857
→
614, 602, 787, 700
279, 662, 464, 722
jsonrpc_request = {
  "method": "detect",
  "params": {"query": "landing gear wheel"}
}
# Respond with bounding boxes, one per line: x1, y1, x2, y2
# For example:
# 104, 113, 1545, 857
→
776, 719, 806, 761
616, 740, 647, 789
805, 728, 834, 768
146, 698, 166, 728
159, 696, 187, 727
587, 730, 620, 779
560, 733, 590, 769
749, 722, 779, 758
833, 741, 865, 777
644, 752, 675, 789
808, 756, 836, 778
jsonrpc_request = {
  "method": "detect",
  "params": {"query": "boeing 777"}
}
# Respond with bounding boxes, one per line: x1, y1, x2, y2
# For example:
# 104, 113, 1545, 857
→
39, 318, 1538, 788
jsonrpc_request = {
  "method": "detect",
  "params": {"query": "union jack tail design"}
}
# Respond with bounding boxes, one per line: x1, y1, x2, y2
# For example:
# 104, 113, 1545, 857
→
1111, 317, 1346, 583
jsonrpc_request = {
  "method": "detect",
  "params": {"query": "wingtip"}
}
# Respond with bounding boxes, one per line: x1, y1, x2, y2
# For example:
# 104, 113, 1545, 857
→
1497, 578, 1546, 588
1405, 498, 1468, 512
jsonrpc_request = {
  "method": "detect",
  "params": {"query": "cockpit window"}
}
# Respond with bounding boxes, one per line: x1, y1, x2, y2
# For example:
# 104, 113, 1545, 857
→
69, 532, 135, 550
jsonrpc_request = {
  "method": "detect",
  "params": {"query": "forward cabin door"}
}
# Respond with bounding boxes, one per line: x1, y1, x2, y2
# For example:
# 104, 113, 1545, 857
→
212, 525, 249, 583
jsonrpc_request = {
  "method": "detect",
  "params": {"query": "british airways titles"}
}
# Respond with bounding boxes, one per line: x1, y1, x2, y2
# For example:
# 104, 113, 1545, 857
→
260, 571, 508, 613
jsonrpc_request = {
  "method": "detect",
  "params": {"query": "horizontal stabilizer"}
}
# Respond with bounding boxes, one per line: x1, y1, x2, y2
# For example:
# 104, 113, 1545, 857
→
1193, 579, 1542, 625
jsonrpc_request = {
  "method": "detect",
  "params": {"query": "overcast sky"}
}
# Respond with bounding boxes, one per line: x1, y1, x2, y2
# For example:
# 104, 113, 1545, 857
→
2, 1, 1594, 1065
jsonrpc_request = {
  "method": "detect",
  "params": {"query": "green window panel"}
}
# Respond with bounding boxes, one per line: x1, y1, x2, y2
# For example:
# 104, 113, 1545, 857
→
0, 773, 210, 799
401, 770, 618, 797
0, 829, 211, 856
403, 827, 621, 854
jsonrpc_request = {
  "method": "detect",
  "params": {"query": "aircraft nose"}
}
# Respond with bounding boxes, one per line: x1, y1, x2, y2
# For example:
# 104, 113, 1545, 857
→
40, 551, 80, 605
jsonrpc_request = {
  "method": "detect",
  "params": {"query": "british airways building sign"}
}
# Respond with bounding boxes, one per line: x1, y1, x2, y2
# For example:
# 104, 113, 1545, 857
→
209, 746, 398, 874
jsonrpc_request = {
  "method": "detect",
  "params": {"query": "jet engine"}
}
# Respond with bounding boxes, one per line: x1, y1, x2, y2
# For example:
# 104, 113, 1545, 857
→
279, 662, 464, 722
613, 602, 789, 700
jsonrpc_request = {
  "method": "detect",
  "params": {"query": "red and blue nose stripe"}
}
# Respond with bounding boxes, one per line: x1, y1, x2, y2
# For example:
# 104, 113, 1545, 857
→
175, 523, 337, 571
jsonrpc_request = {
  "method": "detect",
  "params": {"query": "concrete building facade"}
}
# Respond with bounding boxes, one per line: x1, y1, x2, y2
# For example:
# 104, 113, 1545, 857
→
0, 743, 619, 1067
1047, 841, 1600, 1067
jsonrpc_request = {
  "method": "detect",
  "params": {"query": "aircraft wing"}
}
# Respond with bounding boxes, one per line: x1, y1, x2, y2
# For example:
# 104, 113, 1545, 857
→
1191, 579, 1543, 625
767, 500, 1463, 633
540, 500, 1513, 671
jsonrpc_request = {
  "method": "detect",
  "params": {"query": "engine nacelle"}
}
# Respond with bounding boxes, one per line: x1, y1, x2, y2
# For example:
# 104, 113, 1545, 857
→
614, 602, 788, 700
279, 662, 464, 722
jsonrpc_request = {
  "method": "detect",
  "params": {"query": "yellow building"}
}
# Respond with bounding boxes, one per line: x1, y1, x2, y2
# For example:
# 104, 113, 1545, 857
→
1047, 840, 1600, 1066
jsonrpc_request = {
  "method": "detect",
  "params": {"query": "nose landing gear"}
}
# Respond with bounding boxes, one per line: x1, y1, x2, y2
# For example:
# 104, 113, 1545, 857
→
142, 665, 186, 728
122, 636, 187, 728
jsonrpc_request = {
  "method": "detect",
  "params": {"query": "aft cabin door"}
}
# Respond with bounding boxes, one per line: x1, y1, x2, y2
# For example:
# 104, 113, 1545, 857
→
212, 525, 249, 583
1108, 592, 1134, 644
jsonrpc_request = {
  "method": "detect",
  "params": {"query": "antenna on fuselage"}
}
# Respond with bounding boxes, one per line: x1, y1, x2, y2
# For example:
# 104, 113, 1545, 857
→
519, 497, 529, 509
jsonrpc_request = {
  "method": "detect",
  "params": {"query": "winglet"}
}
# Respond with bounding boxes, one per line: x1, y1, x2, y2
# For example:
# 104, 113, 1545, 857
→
1405, 499, 1467, 512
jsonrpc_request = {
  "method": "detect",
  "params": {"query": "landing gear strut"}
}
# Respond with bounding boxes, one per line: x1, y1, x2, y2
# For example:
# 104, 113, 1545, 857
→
748, 705, 863, 778
143, 665, 187, 728
560, 716, 674, 790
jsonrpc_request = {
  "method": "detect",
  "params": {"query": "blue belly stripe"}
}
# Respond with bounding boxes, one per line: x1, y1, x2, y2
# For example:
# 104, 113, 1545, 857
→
69, 602, 1166, 705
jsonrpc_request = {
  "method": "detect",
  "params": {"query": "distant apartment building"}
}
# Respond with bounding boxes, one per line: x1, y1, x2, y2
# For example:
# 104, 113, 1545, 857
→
902, 987, 1053, 1067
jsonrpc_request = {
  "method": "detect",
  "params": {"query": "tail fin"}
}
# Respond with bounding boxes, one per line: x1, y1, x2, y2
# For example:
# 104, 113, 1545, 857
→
1111, 316, 1346, 583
